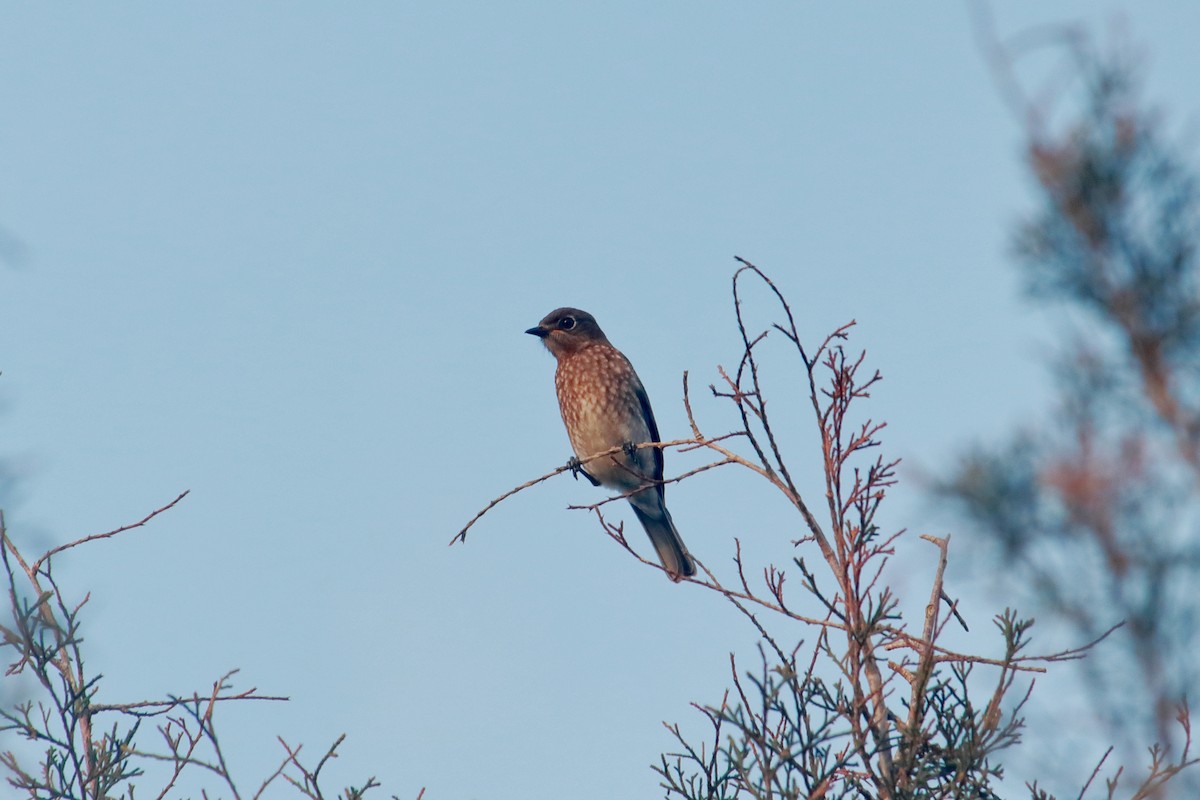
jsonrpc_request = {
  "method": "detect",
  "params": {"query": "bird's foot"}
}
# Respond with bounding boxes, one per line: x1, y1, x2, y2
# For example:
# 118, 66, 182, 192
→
566, 456, 583, 478
566, 457, 601, 486
622, 441, 639, 459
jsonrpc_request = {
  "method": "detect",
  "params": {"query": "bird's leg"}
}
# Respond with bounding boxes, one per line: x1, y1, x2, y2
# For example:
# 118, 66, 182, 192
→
622, 441, 639, 459
566, 456, 601, 486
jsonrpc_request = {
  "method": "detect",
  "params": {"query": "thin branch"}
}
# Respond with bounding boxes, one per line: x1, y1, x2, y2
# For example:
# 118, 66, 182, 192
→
30, 491, 190, 575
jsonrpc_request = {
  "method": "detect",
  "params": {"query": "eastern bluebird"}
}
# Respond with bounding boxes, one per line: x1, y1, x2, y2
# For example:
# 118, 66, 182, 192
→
526, 307, 696, 582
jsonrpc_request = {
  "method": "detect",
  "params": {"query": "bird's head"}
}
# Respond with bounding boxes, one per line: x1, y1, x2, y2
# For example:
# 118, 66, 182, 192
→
526, 307, 609, 358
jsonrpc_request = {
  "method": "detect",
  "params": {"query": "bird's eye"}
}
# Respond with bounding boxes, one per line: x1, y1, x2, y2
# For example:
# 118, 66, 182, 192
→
559, 317, 576, 330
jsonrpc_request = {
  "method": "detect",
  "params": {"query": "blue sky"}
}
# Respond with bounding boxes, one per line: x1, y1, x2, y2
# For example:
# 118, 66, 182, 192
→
2, 3, 1198, 798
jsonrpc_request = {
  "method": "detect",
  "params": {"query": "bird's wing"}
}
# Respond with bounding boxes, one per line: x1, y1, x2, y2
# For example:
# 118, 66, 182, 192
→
631, 370, 666, 493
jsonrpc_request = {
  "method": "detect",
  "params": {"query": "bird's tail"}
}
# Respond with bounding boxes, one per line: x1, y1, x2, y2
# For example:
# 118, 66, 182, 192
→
630, 499, 696, 582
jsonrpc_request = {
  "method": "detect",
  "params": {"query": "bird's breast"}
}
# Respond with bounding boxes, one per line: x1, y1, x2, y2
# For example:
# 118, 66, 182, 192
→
554, 346, 653, 486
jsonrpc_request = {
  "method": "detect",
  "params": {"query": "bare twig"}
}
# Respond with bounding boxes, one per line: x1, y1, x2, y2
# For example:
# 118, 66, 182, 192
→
30, 491, 190, 575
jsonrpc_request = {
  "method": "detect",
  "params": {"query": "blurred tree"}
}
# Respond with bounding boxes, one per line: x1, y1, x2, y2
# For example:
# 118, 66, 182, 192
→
939, 18, 1200, 794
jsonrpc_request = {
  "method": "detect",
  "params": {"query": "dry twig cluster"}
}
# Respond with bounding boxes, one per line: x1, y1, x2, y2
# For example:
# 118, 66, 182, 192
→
458, 260, 1195, 798
0, 499, 405, 800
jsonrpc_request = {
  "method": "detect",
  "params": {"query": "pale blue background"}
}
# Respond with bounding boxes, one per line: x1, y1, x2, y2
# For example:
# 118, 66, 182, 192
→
2, 3, 1197, 798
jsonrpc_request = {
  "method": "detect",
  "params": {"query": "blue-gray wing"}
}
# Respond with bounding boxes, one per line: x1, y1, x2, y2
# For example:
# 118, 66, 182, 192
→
631, 373, 666, 494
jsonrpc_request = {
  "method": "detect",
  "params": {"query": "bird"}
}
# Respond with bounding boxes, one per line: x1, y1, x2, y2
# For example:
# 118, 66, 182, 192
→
526, 307, 696, 582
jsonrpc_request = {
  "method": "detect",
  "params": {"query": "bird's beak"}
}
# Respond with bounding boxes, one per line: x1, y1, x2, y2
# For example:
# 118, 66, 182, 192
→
525, 325, 549, 338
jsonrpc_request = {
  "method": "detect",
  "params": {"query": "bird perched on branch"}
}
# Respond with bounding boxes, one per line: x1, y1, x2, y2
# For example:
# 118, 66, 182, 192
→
526, 307, 696, 582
